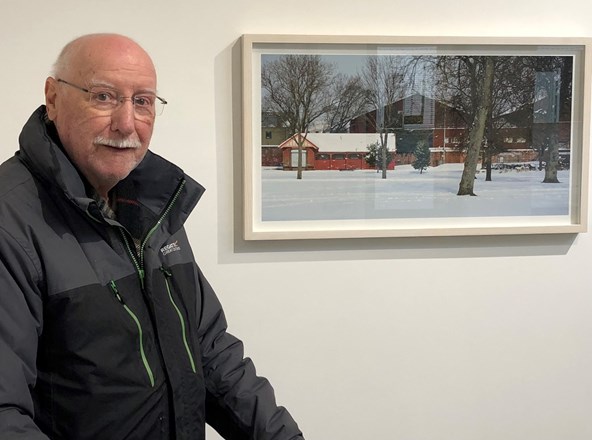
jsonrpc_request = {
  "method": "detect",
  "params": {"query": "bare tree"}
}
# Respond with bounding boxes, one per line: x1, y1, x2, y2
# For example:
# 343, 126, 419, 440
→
432, 55, 496, 195
532, 56, 572, 183
457, 56, 495, 195
361, 56, 406, 178
261, 55, 334, 179
481, 57, 537, 181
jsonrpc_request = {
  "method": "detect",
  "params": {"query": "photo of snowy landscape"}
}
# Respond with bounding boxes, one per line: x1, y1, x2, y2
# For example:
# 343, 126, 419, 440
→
245, 36, 587, 237
261, 164, 570, 221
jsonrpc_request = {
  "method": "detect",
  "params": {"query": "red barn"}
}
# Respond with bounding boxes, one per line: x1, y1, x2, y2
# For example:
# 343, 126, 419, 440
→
277, 133, 396, 171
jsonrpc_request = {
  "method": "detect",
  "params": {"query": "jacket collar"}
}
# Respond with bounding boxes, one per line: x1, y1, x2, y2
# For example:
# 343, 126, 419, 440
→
18, 106, 205, 234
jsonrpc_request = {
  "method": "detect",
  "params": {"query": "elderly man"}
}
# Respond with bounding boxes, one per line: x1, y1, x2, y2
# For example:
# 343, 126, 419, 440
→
0, 34, 303, 439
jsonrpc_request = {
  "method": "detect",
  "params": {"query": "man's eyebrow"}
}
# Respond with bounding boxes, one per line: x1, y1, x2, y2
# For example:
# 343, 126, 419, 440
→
87, 80, 117, 89
135, 87, 158, 95
88, 80, 157, 95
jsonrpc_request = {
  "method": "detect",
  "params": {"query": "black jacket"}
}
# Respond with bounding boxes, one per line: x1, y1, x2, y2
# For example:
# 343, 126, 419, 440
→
0, 106, 303, 440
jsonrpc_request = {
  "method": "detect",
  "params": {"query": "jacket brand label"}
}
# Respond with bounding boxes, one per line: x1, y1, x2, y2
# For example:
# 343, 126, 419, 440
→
160, 241, 181, 256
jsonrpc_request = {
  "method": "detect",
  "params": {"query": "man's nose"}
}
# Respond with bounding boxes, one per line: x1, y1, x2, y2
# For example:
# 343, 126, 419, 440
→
110, 99, 136, 135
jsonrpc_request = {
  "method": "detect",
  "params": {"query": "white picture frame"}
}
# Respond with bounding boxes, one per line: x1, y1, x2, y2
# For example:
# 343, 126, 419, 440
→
242, 34, 591, 240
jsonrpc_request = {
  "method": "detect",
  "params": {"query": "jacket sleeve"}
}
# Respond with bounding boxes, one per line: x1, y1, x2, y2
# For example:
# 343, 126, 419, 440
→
0, 227, 49, 439
194, 265, 304, 440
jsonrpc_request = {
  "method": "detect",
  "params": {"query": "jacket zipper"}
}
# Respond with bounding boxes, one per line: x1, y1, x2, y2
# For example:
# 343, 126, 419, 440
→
118, 230, 144, 288
118, 179, 186, 290
160, 267, 197, 373
109, 280, 155, 387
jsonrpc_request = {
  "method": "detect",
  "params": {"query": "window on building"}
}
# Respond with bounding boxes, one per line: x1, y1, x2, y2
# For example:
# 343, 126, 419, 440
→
290, 150, 307, 167
404, 115, 423, 125
265, 131, 272, 139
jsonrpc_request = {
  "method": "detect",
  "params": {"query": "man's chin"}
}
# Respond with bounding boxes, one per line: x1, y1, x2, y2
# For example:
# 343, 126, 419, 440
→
94, 164, 138, 187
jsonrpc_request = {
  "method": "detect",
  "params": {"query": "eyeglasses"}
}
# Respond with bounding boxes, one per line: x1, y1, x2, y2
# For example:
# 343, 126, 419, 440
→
57, 78, 167, 119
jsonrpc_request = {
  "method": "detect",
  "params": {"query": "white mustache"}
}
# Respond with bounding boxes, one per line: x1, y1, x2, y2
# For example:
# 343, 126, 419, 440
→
94, 136, 142, 149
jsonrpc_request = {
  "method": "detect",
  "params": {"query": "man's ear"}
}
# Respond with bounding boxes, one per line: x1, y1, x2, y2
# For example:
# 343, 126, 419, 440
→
45, 77, 58, 121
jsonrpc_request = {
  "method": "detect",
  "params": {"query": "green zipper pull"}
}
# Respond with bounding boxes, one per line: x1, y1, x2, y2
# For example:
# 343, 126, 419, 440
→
160, 266, 172, 278
110, 280, 124, 303
138, 269, 145, 290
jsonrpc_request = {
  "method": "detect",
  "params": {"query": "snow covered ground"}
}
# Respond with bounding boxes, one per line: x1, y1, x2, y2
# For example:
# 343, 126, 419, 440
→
261, 164, 571, 222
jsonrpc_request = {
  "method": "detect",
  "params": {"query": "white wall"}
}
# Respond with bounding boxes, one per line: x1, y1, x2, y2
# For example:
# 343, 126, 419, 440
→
2, 1, 592, 439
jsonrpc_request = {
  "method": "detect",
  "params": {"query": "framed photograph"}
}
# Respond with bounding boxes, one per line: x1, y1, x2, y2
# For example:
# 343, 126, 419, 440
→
241, 34, 591, 240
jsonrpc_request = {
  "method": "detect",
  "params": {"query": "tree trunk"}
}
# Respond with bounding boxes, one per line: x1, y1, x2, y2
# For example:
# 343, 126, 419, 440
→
458, 57, 495, 196
485, 162, 492, 181
543, 129, 560, 183
381, 131, 388, 179
484, 151, 492, 182
296, 143, 303, 180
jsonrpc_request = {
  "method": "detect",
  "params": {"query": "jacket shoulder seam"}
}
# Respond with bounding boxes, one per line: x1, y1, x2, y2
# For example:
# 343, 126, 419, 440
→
0, 224, 43, 285
0, 162, 34, 200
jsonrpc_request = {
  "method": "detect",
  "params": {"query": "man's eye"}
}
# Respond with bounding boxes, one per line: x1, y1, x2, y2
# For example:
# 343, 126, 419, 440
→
92, 91, 116, 103
133, 96, 154, 107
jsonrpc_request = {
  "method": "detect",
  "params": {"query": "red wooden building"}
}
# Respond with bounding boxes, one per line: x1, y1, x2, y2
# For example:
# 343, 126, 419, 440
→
277, 133, 396, 171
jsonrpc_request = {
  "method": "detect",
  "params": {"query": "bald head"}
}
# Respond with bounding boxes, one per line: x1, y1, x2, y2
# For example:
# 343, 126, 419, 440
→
51, 34, 156, 83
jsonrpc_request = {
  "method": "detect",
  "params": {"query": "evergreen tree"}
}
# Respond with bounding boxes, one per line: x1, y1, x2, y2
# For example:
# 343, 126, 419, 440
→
412, 140, 431, 174
365, 141, 394, 171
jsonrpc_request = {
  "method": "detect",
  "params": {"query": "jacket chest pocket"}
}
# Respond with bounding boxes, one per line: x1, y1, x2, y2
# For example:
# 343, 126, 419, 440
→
40, 281, 161, 389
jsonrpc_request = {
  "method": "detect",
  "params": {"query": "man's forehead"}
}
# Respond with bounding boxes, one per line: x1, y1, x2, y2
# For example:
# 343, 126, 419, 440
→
69, 36, 155, 76
73, 54, 157, 90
